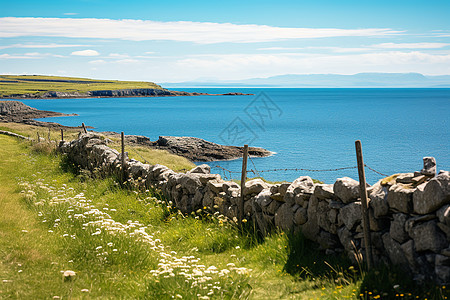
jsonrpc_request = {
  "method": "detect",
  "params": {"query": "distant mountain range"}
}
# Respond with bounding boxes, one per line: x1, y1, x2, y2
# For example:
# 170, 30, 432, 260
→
162, 73, 450, 88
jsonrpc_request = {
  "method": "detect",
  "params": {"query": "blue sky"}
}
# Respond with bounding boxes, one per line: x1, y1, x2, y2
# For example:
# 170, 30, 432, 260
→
1, 0, 449, 83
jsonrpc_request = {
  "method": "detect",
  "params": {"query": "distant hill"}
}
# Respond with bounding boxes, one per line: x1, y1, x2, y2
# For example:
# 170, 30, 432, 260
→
163, 73, 450, 88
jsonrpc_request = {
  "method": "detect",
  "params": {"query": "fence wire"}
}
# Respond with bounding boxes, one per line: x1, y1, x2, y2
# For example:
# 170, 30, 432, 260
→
212, 162, 389, 179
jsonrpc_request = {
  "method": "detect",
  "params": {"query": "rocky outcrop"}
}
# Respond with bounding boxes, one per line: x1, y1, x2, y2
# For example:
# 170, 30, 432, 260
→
0, 101, 76, 125
153, 136, 272, 161
59, 133, 450, 284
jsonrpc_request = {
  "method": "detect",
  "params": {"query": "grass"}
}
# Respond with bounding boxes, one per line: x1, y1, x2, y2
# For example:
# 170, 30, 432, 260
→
0, 133, 448, 299
0, 75, 163, 97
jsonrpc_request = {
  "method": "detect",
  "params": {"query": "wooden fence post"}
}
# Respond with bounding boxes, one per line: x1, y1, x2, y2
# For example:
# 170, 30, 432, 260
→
60, 129, 64, 141
48, 128, 51, 141
81, 123, 88, 133
355, 140, 373, 270
36, 132, 40, 142
239, 144, 249, 225
121, 132, 125, 182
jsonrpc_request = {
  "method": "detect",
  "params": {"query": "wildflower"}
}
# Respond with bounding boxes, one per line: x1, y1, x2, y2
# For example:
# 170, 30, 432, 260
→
81, 289, 89, 292
63, 270, 76, 281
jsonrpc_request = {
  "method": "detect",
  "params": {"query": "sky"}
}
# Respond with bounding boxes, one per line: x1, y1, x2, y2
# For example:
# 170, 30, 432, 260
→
1, 0, 450, 83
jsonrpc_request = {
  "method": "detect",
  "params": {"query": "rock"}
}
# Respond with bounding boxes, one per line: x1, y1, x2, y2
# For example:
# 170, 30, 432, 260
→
387, 184, 414, 213
435, 266, 450, 284
313, 184, 335, 200
396, 173, 415, 184
410, 221, 447, 252
437, 223, 450, 241
334, 177, 360, 203
413, 173, 450, 214
274, 203, 294, 231
293, 207, 307, 225
317, 231, 339, 249
245, 179, 269, 196
390, 214, 409, 244
284, 176, 315, 205
382, 233, 409, 267
421, 157, 436, 176
154, 136, 271, 162
338, 202, 362, 231
337, 227, 354, 252
207, 180, 225, 194
302, 195, 320, 241
179, 173, 202, 195
437, 204, 450, 226
189, 164, 211, 174
401, 240, 419, 272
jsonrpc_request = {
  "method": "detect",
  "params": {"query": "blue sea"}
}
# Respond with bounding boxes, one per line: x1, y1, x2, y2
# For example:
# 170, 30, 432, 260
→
22, 88, 450, 184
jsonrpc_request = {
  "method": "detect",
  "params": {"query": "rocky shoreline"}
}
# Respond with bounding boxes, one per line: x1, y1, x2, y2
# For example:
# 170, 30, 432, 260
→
0, 88, 253, 99
0, 100, 271, 161
102, 132, 272, 162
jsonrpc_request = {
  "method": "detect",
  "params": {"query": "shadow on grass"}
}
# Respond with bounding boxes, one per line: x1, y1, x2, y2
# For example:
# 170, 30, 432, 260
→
283, 232, 357, 284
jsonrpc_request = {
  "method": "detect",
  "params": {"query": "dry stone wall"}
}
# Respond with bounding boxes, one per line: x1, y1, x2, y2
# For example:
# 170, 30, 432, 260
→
59, 133, 450, 284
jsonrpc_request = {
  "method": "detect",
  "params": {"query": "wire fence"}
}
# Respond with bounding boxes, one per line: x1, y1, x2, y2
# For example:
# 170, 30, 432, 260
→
212, 155, 389, 182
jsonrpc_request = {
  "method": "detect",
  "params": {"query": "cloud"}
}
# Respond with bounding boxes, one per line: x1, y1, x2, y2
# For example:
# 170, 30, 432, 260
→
0, 17, 402, 44
88, 59, 106, 64
71, 49, 100, 56
0, 43, 91, 50
371, 42, 449, 49
108, 53, 130, 58
63, 13, 78, 16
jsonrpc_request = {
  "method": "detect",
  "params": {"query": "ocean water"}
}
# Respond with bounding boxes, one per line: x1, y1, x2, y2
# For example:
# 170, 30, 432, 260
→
22, 88, 450, 184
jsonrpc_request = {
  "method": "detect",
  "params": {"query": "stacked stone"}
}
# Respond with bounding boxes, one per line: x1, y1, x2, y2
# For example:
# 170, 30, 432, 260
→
59, 134, 450, 284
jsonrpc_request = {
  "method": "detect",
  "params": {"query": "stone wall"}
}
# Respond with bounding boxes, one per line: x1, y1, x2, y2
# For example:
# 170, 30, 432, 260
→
59, 133, 450, 284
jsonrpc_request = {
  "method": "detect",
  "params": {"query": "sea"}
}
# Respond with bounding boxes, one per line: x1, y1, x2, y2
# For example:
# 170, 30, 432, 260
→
22, 88, 450, 185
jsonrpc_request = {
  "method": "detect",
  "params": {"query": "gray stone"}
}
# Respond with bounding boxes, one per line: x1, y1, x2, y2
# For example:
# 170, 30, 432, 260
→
179, 173, 202, 194
410, 221, 447, 252
274, 203, 294, 231
437, 223, 450, 241
435, 266, 450, 284
189, 164, 211, 174
437, 204, 450, 226
396, 173, 415, 184
293, 207, 307, 225
369, 182, 389, 218
302, 195, 320, 241
195, 174, 221, 185
334, 177, 360, 203
266, 198, 282, 215
390, 213, 409, 244
382, 233, 409, 266
207, 180, 225, 194
317, 231, 339, 249
337, 227, 355, 252
442, 247, 450, 257
413, 173, 450, 214
338, 202, 362, 231
401, 240, 419, 271
284, 176, 315, 205
313, 184, 335, 200
421, 157, 436, 176
244, 179, 269, 196
387, 184, 414, 213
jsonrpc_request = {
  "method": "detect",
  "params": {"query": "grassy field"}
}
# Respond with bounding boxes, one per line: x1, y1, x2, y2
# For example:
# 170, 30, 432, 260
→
0, 75, 163, 97
0, 130, 447, 299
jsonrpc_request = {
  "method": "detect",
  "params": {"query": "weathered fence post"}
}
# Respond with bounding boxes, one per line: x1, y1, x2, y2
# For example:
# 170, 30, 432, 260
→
239, 144, 249, 225
48, 128, 51, 141
81, 123, 88, 133
121, 131, 126, 182
60, 129, 64, 141
36, 132, 40, 142
355, 140, 373, 270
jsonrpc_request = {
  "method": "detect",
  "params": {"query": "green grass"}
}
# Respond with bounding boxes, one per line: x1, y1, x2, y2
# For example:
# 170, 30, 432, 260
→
0, 75, 163, 97
0, 134, 448, 299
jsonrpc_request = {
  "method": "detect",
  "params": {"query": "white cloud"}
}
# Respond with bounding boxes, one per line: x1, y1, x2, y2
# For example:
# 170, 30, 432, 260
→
108, 53, 130, 58
0, 43, 91, 50
0, 17, 402, 44
0, 53, 39, 59
71, 49, 100, 56
88, 59, 106, 64
371, 42, 449, 49
63, 13, 78, 16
